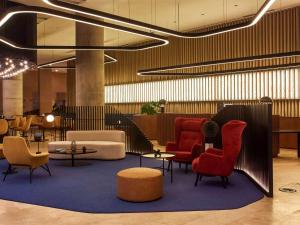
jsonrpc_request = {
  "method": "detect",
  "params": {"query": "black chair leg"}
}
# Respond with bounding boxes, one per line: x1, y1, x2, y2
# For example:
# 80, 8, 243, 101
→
225, 176, 229, 185
194, 173, 200, 186
3, 164, 11, 182
179, 162, 181, 168
41, 164, 52, 176
185, 163, 188, 173
221, 176, 227, 188
29, 168, 34, 184
167, 161, 171, 172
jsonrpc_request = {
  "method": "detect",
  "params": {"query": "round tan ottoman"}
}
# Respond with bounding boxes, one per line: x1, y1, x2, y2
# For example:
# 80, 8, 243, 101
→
117, 167, 163, 202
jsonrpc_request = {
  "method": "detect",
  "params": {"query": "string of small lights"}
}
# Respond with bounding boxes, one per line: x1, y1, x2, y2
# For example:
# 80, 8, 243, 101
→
0, 57, 34, 79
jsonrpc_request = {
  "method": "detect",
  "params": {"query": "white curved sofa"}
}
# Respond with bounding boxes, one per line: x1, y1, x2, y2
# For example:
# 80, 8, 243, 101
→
48, 130, 126, 160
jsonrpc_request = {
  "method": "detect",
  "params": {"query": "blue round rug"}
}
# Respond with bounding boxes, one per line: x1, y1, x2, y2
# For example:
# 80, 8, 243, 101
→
0, 154, 263, 213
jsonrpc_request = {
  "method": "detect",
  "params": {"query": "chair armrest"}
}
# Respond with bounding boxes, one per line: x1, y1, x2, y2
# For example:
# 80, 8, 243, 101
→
206, 148, 223, 156
166, 142, 178, 152
191, 143, 204, 158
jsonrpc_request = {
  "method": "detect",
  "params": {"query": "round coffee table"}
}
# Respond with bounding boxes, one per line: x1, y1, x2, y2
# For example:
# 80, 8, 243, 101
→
49, 148, 97, 167
140, 152, 175, 183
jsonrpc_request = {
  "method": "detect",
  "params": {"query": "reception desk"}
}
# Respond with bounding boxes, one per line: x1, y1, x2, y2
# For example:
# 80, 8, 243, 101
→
279, 117, 300, 149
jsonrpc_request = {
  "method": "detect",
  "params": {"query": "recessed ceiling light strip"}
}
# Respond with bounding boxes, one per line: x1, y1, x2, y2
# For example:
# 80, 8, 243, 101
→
0, 6, 169, 51
137, 63, 300, 77
37, 54, 117, 69
37, 57, 75, 69
43, 0, 276, 38
137, 51, 300, 76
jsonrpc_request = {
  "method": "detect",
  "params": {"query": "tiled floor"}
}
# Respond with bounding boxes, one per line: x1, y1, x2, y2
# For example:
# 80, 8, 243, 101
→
0, 143, 299, 225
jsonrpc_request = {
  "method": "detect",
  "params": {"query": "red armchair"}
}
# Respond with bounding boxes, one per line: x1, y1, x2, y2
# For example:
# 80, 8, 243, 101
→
166, 117, 208, 173
192, 120, 247, 188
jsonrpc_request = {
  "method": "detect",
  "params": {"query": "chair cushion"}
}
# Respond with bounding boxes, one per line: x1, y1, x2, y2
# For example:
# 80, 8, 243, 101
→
66, 130, 125, 143
178, 131, 201, 151
181, 120, 203, 131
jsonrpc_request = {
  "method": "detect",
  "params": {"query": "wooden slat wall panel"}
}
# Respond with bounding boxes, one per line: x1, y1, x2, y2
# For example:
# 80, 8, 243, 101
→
105, 68, 300, 103
104, 7, 300, 117
105, 7, 300, 85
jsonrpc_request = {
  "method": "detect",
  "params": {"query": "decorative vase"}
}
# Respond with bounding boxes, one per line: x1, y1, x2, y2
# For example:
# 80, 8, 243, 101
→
71, 140, 76, 153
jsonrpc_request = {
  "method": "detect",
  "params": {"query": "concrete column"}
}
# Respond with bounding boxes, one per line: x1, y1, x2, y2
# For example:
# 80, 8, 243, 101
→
23, 71, 39, 113
76, 22, 105, 106
2, 75, 23, 116
39, 70, 53, 114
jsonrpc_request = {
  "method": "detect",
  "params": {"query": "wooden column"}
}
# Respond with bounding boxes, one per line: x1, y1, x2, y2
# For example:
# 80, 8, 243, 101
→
67, 61, 76, 106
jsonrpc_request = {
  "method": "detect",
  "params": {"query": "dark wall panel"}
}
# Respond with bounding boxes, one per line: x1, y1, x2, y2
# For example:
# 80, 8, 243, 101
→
212, 104, 273, 197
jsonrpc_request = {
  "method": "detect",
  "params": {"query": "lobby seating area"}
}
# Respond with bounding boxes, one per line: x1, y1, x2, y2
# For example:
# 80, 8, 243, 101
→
0, 0, 300, 224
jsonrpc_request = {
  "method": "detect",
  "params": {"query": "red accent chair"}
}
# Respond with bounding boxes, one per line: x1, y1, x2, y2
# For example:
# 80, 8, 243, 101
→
166, 117, 208, 173
192, 120, 247, 188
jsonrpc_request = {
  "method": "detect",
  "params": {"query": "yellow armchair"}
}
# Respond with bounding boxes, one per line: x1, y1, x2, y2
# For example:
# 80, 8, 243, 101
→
2, 136, 51, 183
0, 119, 8, 135
0, 119, 8, 149
15, 117, 32, 137
0, 144, 3, 159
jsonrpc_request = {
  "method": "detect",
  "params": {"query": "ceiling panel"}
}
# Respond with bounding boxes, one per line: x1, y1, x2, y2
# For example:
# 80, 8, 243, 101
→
9, 0, 300, 64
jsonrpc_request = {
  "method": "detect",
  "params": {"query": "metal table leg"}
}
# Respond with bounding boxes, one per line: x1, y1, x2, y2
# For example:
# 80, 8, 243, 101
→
139, 155, 142, 167
162, 158, 165, 176
171, 160, 173, 183
297, 132, 300, 158
71, 154, 74, 167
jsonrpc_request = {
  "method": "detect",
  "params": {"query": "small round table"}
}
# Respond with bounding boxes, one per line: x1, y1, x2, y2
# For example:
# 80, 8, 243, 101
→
49, 148, 97, 167
140, 152, 175, 183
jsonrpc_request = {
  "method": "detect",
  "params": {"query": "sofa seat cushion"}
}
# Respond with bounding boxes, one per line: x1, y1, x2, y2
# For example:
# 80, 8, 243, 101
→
48, 141, 125, 160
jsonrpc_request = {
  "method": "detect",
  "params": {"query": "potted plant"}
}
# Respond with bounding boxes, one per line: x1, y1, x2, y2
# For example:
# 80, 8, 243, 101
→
141, 102, 160, 115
